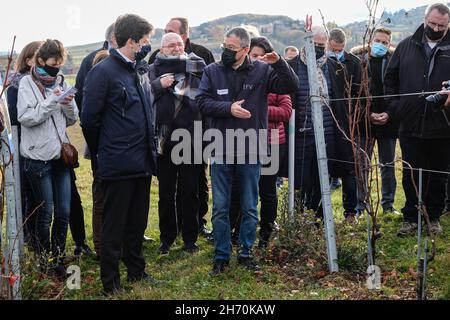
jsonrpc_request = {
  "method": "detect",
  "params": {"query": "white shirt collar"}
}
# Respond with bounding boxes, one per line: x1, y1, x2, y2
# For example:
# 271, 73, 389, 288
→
116, 49, 135, 64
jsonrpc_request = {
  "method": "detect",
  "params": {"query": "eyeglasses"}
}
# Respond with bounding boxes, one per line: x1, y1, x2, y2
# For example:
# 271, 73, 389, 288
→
220, 44, 246, 52
162, 42, 184, 49
427, 21, 449, 31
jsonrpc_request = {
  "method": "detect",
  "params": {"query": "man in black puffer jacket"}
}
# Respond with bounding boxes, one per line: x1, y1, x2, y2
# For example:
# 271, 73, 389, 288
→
381, 3, 450, 237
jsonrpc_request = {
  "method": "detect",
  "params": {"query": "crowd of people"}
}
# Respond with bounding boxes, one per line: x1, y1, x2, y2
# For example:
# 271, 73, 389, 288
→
5, 2, 450, 295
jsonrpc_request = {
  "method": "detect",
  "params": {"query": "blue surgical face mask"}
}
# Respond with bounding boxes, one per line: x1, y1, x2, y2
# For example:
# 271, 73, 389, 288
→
371, 42, 388, 58
327, 50, 345, 62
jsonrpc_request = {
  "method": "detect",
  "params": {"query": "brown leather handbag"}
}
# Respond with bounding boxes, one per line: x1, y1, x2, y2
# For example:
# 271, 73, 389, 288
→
51, 116, 79, 169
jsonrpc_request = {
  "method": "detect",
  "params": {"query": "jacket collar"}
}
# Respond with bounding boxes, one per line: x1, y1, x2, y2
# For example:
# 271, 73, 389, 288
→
411, 24, 450, 47
110, 49, 136, 71
185, 38, 193, 54
219, 55, 253, 71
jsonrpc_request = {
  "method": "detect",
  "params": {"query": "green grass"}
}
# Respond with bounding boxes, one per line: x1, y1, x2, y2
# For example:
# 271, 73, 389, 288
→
17, 125, 450, 300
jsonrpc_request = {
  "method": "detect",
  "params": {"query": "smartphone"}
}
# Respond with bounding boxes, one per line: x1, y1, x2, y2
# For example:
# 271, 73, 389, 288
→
56, 87, 78, 103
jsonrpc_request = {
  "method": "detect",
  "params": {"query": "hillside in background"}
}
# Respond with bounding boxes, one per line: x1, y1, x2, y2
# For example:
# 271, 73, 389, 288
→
1, 3, 448, 78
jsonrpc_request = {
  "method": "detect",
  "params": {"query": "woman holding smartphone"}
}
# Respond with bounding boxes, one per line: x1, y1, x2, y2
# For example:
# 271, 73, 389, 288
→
17, 39, 78, 278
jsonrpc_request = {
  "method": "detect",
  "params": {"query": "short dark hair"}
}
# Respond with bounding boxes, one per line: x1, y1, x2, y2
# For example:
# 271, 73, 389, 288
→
226, 27, 251, 48
329, 28, 347, 44
114, 14, 154, 48
425, 3, 450, 18
35, 39, 67, 64
170, 17, 189, 35
250, 37, 274, 54
374, 27, 392, 38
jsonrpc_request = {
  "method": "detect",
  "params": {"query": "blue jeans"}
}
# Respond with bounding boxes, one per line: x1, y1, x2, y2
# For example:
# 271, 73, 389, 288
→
24, 159, 71, 264
211, 160, 261, 262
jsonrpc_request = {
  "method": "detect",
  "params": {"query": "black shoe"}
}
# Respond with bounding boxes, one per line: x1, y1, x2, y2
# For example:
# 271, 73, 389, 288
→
330, 178, 342, 191
183, 243, 200, 254
48, 264, 68, 281
74, 244, 96, 257
143, 235, 155, 243
237, 256, 261, 271
344, 211, 358, 224
199, 225, 212, 237
128, 273, 163, 286
210, 260, 229, 276
206, 232, 215, 244
257, 240, 268, 250
157, 243, 171, 255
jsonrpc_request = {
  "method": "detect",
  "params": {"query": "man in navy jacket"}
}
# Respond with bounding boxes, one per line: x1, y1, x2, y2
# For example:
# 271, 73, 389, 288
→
196, 27, 299, 276
81, 14, 158, 295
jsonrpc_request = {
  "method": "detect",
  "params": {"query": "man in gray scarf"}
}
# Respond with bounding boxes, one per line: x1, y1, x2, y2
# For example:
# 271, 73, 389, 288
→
149, 33, 206, 255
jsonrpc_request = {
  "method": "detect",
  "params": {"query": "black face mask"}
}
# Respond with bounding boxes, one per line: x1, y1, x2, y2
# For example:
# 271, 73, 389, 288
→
43, 64, 60, 77
425, 25, 446, 41
315, 46, 325, 59
135, 44, 152, 61
221, 48, 238, 67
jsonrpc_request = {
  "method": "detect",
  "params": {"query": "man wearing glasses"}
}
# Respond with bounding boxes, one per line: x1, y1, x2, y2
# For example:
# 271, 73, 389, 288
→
149, 18, 215, 241
196, 27, 299, 276
381, 3, 450, 237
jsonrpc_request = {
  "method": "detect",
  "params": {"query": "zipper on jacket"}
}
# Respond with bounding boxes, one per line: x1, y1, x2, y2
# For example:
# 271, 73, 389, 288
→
122, 87, 128, 117
421, 44, 438, 138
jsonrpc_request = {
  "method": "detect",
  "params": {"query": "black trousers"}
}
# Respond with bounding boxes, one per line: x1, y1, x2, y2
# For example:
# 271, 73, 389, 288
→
400, 137, 450, 222
91, 169, 105, 255
101, 177, 151, 292
295, 135, 336, 217
176, 162, 210, 231
446, 170, 450, 211
158, 154, 200, 246
69, 170, 87, 247
198, 163, 210, 227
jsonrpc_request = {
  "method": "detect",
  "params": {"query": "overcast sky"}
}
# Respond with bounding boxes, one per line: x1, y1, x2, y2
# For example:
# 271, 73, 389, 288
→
0, 0, 434, 51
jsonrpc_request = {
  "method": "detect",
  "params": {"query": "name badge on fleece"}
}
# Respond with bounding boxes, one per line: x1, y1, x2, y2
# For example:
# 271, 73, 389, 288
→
217, 89, 229, 95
